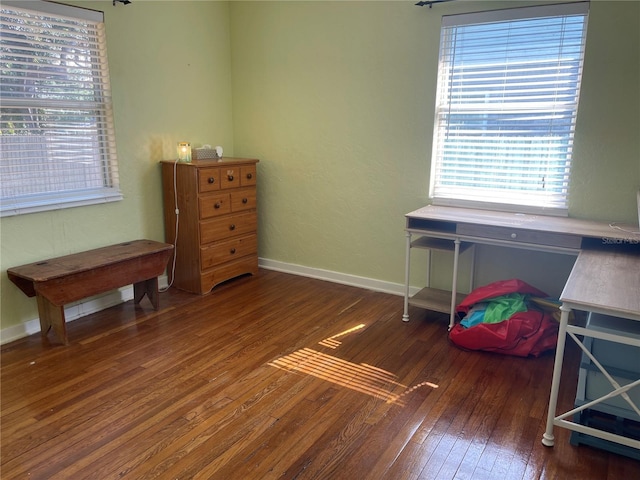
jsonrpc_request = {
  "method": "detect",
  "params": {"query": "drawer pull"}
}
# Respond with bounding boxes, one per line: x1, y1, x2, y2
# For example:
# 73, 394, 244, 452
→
511, 233, 517, 239
246, 173, 253, 179
208, 177, 215, 184
230, 224, 236, 231
228, 174, 234, 181
230, 248, 236, 254
242, 198, 248, 204
215, 202, 221, 209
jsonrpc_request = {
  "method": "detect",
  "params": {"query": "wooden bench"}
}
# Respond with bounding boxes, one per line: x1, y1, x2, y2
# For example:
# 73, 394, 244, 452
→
7, 240, 174, 345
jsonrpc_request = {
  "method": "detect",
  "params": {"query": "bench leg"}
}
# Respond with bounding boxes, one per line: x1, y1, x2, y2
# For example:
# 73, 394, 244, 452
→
133, 277, 160, 310
36, 294, 68, 345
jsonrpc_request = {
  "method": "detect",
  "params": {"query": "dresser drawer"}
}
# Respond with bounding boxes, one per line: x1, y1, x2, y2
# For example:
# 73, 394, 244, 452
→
240, 165, 257, 186
220, 166, 241, 189
199, 193, 231, 219
198, 167, 220, 193
231, 188, 257, 212
456, 223, 581, 249
200, 211, 257, 244
200, 234, 258, 269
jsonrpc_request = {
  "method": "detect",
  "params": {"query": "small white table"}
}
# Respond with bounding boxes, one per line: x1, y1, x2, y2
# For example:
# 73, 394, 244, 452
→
541, 248, 640, 450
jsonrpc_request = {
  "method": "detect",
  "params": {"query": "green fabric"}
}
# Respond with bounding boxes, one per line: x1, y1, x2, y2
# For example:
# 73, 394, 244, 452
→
483, 293, 529, 324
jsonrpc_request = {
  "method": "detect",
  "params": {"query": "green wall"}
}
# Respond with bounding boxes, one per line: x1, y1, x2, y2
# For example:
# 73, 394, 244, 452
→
1, 1, 638, 339
230, 0, 639, 295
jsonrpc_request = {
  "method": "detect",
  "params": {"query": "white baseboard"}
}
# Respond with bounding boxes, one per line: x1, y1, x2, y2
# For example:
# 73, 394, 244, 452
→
0, 276, 169, 345
258, 258, 416, 297
1, 263, 416, 345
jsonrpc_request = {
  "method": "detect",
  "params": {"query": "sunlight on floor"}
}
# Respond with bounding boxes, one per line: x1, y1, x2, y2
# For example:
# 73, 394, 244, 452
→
269, 323, 438, 404
318, 323, 366, 349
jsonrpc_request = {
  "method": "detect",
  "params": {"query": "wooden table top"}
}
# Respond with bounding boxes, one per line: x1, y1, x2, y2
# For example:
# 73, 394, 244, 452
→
406, 205, 640, 242
159, 157, 259, 166
7, 240, 173, 283
561, 248, 640, 319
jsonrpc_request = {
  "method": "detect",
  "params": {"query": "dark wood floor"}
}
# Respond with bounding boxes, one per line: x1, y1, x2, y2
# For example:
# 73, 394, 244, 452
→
1, 269, 638, 479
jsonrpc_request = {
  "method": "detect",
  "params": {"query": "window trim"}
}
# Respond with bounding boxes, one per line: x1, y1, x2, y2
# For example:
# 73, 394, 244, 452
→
428, 1, 590, 216
0, 188, 123, 217
2, 0, 103, 22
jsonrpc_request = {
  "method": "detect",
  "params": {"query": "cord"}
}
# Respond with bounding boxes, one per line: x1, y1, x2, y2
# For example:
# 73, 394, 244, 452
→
160, 158, 180, 292
608, 222, 640, 235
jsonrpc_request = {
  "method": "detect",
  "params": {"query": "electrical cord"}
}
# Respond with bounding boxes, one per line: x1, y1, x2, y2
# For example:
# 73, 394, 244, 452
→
608, 222, 640, 235
159, 158, 180, 292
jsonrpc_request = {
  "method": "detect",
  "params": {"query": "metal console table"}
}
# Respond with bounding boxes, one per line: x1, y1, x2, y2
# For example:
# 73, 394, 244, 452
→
402, 205, 636, 330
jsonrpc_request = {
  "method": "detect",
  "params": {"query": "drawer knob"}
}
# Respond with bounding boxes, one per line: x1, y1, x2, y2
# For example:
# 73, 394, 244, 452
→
511, 233, 517, 239
230, 224, 236, 231
228, 174, 234, 181
242, 198, 248, 204
208, 177, 215, 184
215, 202, 221, 209
230, 248, 236, 254
246, 173, 253, 179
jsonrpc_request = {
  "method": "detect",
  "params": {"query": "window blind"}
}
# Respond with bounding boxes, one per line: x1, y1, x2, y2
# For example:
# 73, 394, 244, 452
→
0, 0, 121, 217
429, 2, 589, 214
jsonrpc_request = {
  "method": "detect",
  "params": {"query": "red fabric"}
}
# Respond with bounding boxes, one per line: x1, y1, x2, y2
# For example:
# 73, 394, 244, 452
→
456, 278, 548, 315
449, 279, 557, 357
449, 310, 558, 357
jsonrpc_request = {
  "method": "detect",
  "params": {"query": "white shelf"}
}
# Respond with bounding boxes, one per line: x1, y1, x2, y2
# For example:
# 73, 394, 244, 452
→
409, 287, 466, 315
410, 236, 473, 253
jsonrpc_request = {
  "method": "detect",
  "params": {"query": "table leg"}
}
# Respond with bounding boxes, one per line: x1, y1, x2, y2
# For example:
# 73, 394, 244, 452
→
36, 294, 68, 345
449, 238, 461, 331
468, 244, 476, 292
403, 231, 412, 322
134, 277, 160, 310
542, 303, 572, 447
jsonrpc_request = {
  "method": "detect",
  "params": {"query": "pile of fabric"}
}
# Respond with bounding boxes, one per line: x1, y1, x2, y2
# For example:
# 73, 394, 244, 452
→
449, 279, 560, 357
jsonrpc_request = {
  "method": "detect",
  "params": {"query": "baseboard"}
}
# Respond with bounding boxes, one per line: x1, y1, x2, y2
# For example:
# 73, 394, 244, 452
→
1, 263, 416, 345
258, 257, 416, 297
0, 276, 169, 345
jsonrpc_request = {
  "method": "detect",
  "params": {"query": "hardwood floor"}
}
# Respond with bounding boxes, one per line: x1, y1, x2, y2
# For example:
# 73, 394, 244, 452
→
1, 269, 638, 479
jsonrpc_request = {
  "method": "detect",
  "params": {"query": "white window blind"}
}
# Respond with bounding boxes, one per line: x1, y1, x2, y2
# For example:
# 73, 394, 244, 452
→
0, 0, 121, 217
429, 2, 589, 214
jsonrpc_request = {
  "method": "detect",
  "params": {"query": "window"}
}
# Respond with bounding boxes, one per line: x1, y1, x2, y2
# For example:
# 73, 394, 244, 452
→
0, 0, 120, 217
429, 2, 589, 215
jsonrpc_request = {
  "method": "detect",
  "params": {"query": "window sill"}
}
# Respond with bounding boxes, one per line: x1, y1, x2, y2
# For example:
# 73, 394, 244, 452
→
1, 190, 123, 218
430, 197, 569, 218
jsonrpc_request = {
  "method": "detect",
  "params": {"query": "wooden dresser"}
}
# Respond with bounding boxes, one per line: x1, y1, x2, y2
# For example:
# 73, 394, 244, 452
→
160, 157, 259, 294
